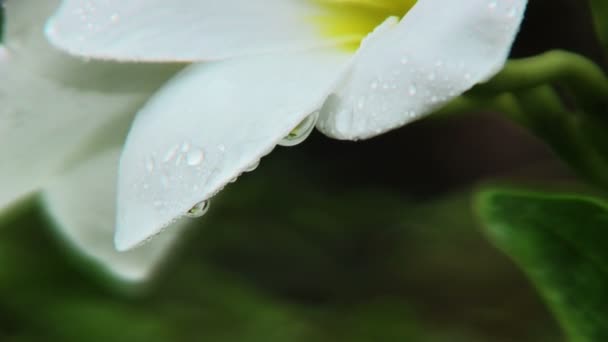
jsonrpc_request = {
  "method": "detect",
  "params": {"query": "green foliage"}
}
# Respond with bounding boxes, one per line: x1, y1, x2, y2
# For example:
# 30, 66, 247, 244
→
0, 157, 560, 341
465, 51, 608, 190
590, 0, 608, 48
477, 188, 608, 342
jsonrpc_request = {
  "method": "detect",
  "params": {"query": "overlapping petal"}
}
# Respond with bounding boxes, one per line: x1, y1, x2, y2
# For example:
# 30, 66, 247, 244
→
45, 0, 350, 62
0, 0, 178, 210
317, 0, 528, 139
115, 50, 350, 250
42, 148, 184, 282
1, 0, 182, 281
41, 0, 528, 252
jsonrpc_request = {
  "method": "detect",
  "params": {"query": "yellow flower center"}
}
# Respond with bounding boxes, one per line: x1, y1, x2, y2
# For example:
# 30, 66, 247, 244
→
312, 0, 417, 51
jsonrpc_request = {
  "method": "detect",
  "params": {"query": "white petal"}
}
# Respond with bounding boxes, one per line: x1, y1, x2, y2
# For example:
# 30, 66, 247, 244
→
0, 0, 178, 211
317, 0, 528, 140
42, 148, 184, 282
116, 50, 350, 250
45, 0, 349, 62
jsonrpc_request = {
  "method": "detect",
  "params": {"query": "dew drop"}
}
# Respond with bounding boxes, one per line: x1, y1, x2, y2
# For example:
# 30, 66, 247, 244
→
186, 200, 210, 218
506, 7, 517, 18
0, 47, 9, 61
278, 111, 319, 147
186, 147, 204, 166
175, 153, 184, 166
145, 157, 155, 172
245, 160, 260, 172
160, 174, 170, 188
408, 85, 417, 96
357, 98, 365, 110
163, 144, 179, 163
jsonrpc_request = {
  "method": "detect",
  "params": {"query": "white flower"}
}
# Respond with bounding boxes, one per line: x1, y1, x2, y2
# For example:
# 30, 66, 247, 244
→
7, 0, 527, 272
0, 0, 184, 282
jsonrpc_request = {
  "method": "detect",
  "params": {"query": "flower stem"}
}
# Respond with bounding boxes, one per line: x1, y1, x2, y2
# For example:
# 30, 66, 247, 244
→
472, 50, 608, 116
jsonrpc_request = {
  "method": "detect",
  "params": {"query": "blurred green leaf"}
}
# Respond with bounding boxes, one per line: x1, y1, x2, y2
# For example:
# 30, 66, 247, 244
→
477, 188, 608, 342
0, 155, 561, 341
589, 0, 608, 48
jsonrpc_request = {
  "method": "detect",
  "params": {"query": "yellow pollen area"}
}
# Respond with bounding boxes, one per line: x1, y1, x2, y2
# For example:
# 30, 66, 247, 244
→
312, 0, 417, 51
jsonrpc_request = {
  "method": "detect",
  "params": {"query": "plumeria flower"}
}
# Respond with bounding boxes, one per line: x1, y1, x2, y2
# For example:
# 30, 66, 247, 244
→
0, 0, 185, 282
44, 0, 528, 252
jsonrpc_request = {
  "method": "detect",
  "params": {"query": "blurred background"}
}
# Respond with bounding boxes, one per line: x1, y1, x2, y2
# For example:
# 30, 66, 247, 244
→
1, 0, 607, 341
0, 112, 565, 341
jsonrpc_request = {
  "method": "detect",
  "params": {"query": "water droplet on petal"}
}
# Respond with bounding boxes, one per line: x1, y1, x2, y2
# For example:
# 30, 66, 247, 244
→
506, 7, 517, 18
175, 153, 184, 166
357, 98, 365, 110
186, 200, 210, 218
160, 174, 170, 188
186, 147, 204, 166
278, 112, 319, 147
408, 85, 417, 96
145, 157, 155, 172
163, 144, 179, 163
245, 160, 260, 172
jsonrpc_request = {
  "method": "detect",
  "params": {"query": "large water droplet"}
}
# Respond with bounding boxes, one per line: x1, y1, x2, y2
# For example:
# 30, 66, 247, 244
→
278, 112, 319, 147
186, 200, 210, 218
245, 160, 260, 172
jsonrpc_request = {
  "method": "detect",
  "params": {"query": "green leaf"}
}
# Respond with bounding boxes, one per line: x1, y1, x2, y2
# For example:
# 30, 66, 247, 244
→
589, 0, 608, 48
477, 188, 608, 342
